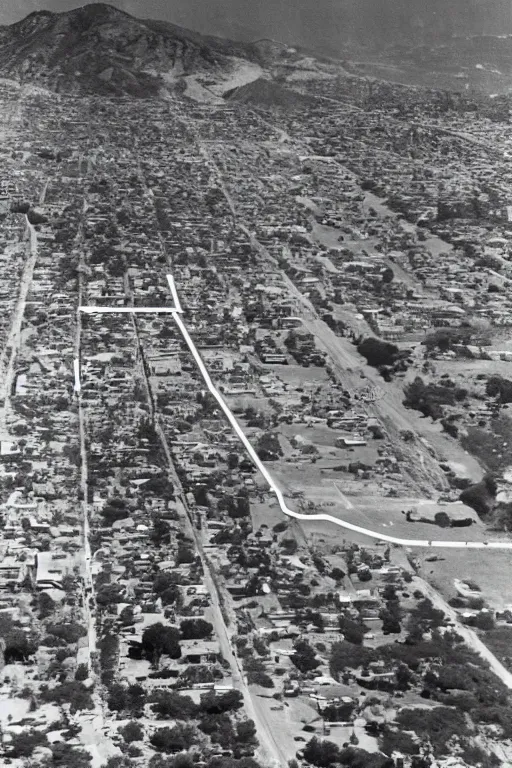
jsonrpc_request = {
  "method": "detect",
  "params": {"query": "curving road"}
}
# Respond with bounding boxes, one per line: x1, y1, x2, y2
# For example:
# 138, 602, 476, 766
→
171, 291, 512, 553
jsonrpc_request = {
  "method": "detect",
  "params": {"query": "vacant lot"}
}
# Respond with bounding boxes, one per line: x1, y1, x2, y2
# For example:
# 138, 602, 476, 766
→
415, 548, 512, 609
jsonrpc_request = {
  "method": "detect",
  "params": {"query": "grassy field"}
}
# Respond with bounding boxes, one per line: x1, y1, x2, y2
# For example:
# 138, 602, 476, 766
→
416, 548, 512, 609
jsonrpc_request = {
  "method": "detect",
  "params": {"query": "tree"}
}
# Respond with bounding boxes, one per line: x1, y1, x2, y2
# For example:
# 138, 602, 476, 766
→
37, 592, 56, 620
142, 623, 181, 664
180, 619, 213, 640
291, 639, 320, 673
338, 616, 365, 645
0, 618, 39, 661
357, 337, 400, 368
47, 622, 87, 644
256, 432, 283, 460
303, 737, 341, 768
380, 605, 402, 634
96, 584, 124, 607
200, 690, 244, 714
152, 691, 198, 719
119, 721, 144, 743
153, 572, 180, 605
227, 453, 239, 470
75, 663, 89, 682
8, 729, 49, 758
330, 641, 375, 678
396, 663, 413, 690
49, 744, 92, 768
236, 719, 257, 745
407, 599, 445, 641
459, 474, 497, 519
101, 497, 130, 524
41, 681, 94, 713
176, 544, 195, 565
151, 516, 172, 547
486, 375, 512, 405
150, 724, 198, 754
107, 683, 146, 715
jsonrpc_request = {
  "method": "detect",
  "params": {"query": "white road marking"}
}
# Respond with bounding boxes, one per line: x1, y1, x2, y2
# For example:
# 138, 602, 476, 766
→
80, 306, 180, 314
166, 273, 183, 313
169, 277, 512, 552
74, 358, 81, 393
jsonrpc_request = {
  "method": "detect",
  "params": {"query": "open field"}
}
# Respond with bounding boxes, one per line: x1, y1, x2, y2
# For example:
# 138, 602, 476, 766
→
415, 548, 512, 608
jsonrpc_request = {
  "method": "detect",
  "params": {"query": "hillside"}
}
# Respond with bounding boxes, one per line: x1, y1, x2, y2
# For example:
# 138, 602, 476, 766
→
0, 3, 268, 97
225, 78, 321, 110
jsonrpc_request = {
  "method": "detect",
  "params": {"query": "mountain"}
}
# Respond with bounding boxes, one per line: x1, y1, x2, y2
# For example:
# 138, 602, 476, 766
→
0, 3, 267, 97
1, 2, 512, 99
225, 78, 321, 110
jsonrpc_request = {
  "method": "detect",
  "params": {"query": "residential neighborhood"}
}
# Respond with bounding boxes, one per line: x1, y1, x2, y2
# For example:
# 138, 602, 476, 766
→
2, 7, 512, 768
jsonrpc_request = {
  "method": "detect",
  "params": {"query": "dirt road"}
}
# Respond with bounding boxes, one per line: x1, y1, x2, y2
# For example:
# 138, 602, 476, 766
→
412, 576, 512, 689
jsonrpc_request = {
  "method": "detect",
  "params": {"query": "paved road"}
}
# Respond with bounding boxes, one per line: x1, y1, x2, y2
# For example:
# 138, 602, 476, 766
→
0, 219, 39, 438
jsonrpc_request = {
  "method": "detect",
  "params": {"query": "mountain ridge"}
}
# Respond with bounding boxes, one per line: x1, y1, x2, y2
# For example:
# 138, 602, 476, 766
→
0, 3, 270, 97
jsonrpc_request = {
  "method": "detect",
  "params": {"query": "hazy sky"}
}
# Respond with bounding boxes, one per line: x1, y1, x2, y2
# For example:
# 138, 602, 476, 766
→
2, 0, 512, 52
1, 0, 273, 37
0, 0, 352, 49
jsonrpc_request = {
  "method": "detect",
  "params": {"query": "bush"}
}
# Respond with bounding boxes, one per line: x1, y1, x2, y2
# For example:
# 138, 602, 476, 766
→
247, 670, 274, 688
75, 664, 89, 681
152, 691, 198, 719
176, 544, 195, 565
107, 683, 146, 715
236, 719, 257, 745
200, 690, 244, 714
459, 474, 497, 518
487, 375, 512, 405
150, 724, 198, 754
403, 377, 467, 421
41, 681, 94, 713
180, 618, 213, 640
330, 641, 375, 678
8, 730, 48, 758
119, 721, 144, 743
96, 584, 125, 607
396, 707, 470, 757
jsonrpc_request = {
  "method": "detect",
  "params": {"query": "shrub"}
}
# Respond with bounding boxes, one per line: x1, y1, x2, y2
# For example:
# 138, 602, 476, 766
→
8, 730, 48, 758
41, 681, 94, 713
152, 691, 198, 719
150, 724, 198, 754
75, 664, 89, 681
119, 721, 144, 743
180, 619, 213, 640
200, 690, 244, 714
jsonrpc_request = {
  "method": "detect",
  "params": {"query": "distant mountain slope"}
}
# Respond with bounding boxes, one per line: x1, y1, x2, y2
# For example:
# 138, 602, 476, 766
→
0, 3, 266, 97
225, 78, 321, 110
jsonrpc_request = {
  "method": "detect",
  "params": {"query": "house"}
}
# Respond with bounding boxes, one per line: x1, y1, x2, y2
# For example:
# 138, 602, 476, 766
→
180, 639, 221, 664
